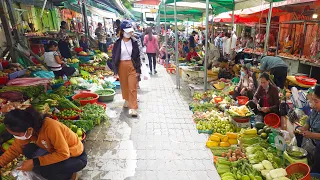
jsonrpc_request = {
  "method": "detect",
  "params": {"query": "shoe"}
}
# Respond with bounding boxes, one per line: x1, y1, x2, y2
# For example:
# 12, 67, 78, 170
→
129, 109, 138, 117
149, 72, 152, 75
71, 172, 79, 180
154, 70, 157, 74
123, 101, 129, 108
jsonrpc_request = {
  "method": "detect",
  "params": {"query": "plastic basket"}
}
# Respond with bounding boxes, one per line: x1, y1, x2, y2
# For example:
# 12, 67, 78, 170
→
0, 76, 8, 85
74, 47, 83, 53
78, 56, 91, 62
237, 96, 249, 105
72, 92, 99, 106
311, 173, 320, 179
56, 109, 81, 120
214, 97, 223, 103
264, 113, 280, 128
286, 163, 310, 180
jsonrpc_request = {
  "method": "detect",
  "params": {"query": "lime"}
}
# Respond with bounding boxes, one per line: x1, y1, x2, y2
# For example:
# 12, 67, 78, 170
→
260, 133, 268, 139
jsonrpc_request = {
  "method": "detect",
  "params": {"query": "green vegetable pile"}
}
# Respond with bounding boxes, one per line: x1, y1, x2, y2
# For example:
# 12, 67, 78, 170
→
192, 102, 216, 112
51, 79, 64, 84
60, 120, 94, 132
245, 144, 282, 169
95, 89, 115, 96
216, 157, 263, 180
57, 109, 79, 118
77, 97, 94, 100
312, 177, 320, 180
288, 173, 304, 180
0, 85, 44, 98
81, 103, 108, 125
31, 93, 79, 110
53, 85, 74, 97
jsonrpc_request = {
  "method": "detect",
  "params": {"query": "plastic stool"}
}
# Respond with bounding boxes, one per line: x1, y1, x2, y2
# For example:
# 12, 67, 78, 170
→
167, 67, 176, 74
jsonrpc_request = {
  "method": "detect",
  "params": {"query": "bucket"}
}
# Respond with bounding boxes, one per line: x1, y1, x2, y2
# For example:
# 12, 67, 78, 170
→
286, 163, 310, 180
237, 96, 249, 105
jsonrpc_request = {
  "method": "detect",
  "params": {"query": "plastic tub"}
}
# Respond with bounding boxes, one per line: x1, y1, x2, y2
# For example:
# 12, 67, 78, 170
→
94, 89, 116, 102
237, 96, 249, 105
95, 102, 107, 110
233, 117, 250, 123
78, 56, 91, 62
264, 113, 280, 128
72, 92, 99, 106
286, 163, 310, 180
311, 173, 320, 179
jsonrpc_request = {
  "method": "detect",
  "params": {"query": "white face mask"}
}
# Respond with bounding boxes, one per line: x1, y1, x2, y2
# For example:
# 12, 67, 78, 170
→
123, 32, 132, 38
285, 37, 289, 43
13, 129, 32, 140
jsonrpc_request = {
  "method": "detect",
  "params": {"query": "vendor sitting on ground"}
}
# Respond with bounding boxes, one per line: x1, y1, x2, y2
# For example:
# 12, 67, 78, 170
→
186, 47, 199, 61
233, 66, 255, 100
0, 107, 87, 180
247, 73, 280, 116
44, 41, 76, 78
295, 85, 320, 173
79, 36, 89, 52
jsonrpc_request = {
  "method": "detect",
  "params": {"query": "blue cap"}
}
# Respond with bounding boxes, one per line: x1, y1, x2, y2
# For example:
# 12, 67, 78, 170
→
121, 20, 134, 33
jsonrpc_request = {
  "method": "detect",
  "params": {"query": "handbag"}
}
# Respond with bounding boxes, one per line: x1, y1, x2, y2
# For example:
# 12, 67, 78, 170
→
279, 97, 289, 116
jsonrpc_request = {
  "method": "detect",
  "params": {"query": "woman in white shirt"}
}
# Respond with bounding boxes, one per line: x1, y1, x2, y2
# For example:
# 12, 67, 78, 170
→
44, 41, 75, 78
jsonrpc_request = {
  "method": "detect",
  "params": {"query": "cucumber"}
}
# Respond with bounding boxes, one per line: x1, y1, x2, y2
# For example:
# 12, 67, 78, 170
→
255, 122, 265, 130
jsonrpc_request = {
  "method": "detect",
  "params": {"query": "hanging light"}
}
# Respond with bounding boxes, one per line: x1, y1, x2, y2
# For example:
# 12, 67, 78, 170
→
312, 14, 318, 19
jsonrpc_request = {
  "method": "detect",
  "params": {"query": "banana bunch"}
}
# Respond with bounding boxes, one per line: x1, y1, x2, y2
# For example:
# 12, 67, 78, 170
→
67, 58, 80, 63
81, 66, 95, 73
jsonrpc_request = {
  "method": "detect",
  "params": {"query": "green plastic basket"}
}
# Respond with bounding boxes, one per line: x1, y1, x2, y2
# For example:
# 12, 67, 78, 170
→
232, 77, 240, 84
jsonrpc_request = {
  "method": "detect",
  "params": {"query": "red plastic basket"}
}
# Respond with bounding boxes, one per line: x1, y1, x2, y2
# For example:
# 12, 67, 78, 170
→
214, 97, 223, 103
286, 163, 310, 180
95, 102, 107, 110
56, 109, 81, 120
296, 76, 317, 86
0, 76, 8, 85
233, 117, 250, 123
72, 92, 99, 106
264, 113, 280, 128
74, 47, 83, 53
237, 96, 249, 105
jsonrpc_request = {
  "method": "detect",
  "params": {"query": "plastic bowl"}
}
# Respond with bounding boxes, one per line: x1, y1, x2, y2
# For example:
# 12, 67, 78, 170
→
72, 92, 99, 106
264, 113, 280, 128
56, 109, 81, 120
214, 96, 223, 103
95, 102, 107, 110
237, 96, 249, 105
95, 89, 116, 102
286, 163, 310, 180
74, 47, 83, 53
78, 56, 91, 62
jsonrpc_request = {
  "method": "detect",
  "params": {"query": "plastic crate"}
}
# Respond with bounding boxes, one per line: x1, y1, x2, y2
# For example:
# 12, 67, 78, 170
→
231, 118, 251, 128
17, 69, 27, 77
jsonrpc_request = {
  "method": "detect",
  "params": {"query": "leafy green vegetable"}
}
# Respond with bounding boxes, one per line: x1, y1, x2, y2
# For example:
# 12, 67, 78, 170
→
0, 85, 44, 98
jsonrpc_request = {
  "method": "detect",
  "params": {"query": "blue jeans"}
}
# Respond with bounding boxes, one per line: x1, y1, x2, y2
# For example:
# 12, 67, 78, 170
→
98, 42, 107, 52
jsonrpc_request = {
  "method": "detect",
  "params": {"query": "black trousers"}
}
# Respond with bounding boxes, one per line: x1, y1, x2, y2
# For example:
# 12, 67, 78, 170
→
270, 66, 287, 89
147, 53, 157, 72
23, 143, 87, 180
53, 66, 76, 78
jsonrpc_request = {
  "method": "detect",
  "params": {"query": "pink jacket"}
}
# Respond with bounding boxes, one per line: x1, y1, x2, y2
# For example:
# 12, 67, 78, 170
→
144, 35, 159, 53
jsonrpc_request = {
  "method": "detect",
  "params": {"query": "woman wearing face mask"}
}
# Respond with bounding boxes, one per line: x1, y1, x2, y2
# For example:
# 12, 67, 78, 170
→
57, 21, 72, 59
112, 21, 141, 117
0, 107, 87, 180
247, 73, 280, 116
294, 85, 320, 173
233, 66, 255, 100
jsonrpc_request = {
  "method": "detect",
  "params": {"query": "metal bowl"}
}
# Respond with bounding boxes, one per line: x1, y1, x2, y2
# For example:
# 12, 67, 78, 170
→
286, 146, 308, 159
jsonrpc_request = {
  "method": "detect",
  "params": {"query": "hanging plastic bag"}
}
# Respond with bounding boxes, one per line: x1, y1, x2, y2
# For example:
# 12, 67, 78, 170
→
140, 61, 150, 81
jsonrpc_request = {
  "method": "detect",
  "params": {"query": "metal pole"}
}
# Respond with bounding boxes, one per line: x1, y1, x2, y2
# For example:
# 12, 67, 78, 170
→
300, 22, 307, 57
231, 8, 235, 31
82, 1, 89, 37
174, 0, 180, 89
276, 24, 280, 55
263, 2, 273, 55
211, 10, 214, 43
204, 0, 209, 91
164, 3, 168, 71
40, 0, 48, 18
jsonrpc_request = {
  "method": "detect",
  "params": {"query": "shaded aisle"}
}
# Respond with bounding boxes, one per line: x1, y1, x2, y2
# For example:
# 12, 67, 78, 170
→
80, 66, 220, 180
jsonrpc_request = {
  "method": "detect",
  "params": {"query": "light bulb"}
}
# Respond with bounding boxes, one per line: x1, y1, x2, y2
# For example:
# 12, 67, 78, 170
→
312, 14, 318, 19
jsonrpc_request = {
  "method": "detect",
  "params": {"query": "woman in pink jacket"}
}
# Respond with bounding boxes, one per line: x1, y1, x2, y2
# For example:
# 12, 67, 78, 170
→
144, 27, 159, 74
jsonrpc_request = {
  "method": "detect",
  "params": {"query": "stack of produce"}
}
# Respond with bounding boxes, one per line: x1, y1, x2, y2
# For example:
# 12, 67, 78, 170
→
207, 132, 238, 148
1, 138, 14, 151
0, 85, 44, 98
215, 157, 263, 180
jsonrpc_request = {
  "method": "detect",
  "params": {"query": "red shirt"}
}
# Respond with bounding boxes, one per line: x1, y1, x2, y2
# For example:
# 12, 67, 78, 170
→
187, 51, 199, 61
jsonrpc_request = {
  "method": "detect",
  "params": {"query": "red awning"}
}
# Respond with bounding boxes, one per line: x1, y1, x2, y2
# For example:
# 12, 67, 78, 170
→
214, 14, 260, 23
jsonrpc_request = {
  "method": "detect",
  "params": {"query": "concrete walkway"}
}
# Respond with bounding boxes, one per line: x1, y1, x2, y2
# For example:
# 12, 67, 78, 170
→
79, 66, 220, 180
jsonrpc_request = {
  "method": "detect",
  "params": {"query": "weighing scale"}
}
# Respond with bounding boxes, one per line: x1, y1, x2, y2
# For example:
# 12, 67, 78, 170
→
273, 134, 308, 165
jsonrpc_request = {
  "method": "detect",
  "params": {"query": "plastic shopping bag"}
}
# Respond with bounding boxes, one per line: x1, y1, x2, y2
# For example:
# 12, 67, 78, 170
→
140, 61, 150, 80
12, 166, 46, 180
